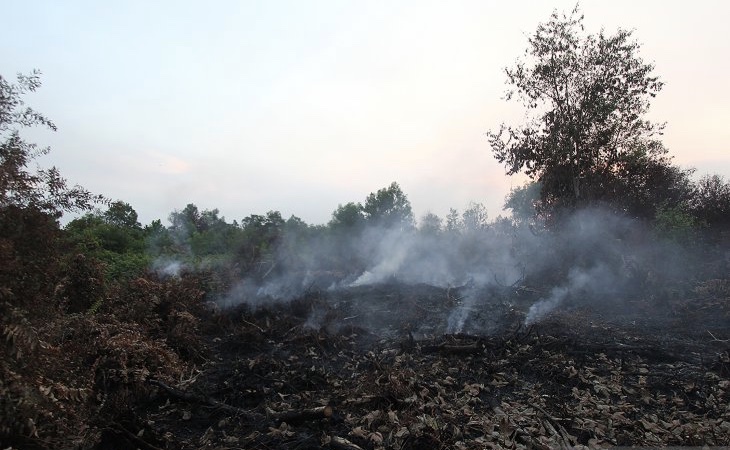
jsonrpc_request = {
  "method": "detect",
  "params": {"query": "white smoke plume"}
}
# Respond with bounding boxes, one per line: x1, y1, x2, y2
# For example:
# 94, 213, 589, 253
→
174, 204, 704, 336
525, 266, 596, 326
152, 257, 185, 278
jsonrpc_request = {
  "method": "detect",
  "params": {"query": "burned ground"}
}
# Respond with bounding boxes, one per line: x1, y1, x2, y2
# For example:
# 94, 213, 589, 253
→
98, 280, 730, 449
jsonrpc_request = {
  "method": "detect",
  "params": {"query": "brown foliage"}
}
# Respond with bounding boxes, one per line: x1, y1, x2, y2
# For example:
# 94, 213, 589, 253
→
1, 261, 207, 449
106, 275, 207, 361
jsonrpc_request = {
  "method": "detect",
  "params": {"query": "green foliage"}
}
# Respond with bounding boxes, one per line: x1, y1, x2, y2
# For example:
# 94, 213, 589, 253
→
505, 181, 541, 223
146, 218, 176, 254
654, 204, 698, 244
330, 202, 365, 231
362, 182, 414, 229
162, 204, 240, 258
104, 200, 140, 228
169, 203, 201, 232
238, 210, 285, 265
608, 154, 694, 218
65, 202, 150, 281
145, 204, 309, 288
189, 210, 237, 257
689, 174, 730, 228
487, 7, 673, 218
435, 203, 490, 235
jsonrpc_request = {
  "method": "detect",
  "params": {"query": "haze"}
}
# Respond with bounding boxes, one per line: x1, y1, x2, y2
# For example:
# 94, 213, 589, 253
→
2, 0, 728, 225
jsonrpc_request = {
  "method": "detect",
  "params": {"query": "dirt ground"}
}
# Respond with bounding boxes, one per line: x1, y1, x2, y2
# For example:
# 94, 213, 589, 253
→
104, 281, 730, 449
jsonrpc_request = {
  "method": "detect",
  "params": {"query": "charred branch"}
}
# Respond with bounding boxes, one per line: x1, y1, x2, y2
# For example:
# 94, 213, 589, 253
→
268, 405, 334, 425
148, 379, 265, 421
328, 436, 365, 450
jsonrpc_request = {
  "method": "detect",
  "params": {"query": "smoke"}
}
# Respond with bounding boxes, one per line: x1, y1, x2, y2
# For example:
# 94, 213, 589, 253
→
350, 228, 412, 286
151, 257, 185, 278
220, 220, 526, 309
157, 204, 711, 336
445, 288, 477, 334
524, 264, 611, 326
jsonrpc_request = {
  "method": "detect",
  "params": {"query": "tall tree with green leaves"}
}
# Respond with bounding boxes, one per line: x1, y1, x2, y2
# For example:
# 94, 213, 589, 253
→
487, 7, 674, 218
504, 182, 541, 224
330, 202, 365, 231
65, 201, 149, 280
689, 174, 730, 229
362, 182, 414, 230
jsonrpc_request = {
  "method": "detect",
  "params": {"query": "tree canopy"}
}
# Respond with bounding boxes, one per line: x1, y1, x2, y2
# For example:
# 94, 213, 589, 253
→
0, 71, 102, 215
487, 7, 675, 218
330, 202, 365, 231
362, 181, 414, 229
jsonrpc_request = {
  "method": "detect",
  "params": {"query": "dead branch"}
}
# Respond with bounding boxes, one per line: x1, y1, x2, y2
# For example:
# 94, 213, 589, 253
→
268, 405, 333, 425
421, 342, 483, 355
242, 318, 265, 333
262, 261, 276, 279
150, 379, 335, 427
342, 395, 376, 406
532, 404, 574, 448
110, 422, 165, 450
148, 379, 264, 421
328, 435, 365, 450
707, 330, 730, 343
493, 264, 525, 289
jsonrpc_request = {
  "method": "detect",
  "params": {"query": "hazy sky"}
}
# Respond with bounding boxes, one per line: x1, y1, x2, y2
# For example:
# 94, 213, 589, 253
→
2, 1, 729, 225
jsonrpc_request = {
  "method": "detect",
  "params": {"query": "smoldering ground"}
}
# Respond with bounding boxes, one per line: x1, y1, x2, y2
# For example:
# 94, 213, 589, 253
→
174, 207, 716, 337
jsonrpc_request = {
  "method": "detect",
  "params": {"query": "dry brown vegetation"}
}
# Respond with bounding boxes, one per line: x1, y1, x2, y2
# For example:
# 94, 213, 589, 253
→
6, 274, 730, 449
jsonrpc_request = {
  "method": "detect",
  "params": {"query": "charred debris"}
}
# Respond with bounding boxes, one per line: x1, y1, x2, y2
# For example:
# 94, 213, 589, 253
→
106, 275, 730, 449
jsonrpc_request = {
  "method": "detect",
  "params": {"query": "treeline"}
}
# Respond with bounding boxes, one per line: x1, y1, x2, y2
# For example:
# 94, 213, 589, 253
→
57, 170, 730, 309
62, 182, 503, 292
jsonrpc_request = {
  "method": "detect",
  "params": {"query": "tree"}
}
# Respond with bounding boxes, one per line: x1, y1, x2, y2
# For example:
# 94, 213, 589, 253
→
462, 202, 489, 232
504, 181, 541, 224
445, 208, 462, 233
418, 212, 443, 234
487, 7, 669, 217
329, 202, 365, 230
1, 71, 102, 215
237, 210, 286, 264
65, 202, 149, 280
104, 200, 141, 228
0, 72, 109, 443
169, 203, 203, 235
0, 71, 102, 308
362, 182, 414, 229
610, 155, 694, 218
689, 174, 730, 228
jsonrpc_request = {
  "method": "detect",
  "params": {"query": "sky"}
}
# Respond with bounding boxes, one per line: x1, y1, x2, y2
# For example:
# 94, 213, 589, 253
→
2, 1, 729, 226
